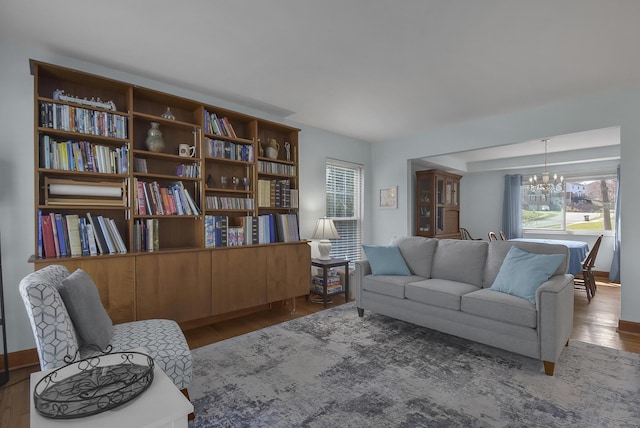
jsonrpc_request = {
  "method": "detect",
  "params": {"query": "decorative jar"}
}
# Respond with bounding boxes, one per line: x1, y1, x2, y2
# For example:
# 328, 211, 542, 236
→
145, 122, 165, 152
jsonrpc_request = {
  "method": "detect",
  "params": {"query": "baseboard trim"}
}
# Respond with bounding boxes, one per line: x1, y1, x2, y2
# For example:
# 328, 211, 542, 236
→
0, 348, 39, 371
618, 320, 640, 334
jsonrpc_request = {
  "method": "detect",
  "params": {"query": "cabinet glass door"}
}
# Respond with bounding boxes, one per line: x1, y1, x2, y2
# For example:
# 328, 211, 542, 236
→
453, 182, 458, 206
417, 174, 432, 233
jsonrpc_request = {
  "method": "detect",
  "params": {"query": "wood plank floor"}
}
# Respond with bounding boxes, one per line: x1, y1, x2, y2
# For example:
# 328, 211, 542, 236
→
1, 282, 638, 428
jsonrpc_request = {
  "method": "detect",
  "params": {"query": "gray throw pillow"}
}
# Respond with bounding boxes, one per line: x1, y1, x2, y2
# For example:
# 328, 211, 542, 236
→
58, 269, 113, 350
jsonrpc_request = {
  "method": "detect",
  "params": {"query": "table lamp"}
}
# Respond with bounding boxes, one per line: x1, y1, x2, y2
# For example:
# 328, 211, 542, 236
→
312, 218, 340, 260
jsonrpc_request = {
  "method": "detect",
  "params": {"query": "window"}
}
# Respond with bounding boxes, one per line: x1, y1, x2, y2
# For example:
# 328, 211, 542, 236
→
522, 174, 617, 232
325, 159, 363, 263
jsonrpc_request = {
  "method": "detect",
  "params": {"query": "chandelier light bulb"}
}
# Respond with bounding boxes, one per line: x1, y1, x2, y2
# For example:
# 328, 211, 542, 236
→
529, 139, 564, 193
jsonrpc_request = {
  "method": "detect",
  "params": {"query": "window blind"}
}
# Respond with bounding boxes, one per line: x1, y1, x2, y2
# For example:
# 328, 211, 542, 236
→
325, 159, 363, 263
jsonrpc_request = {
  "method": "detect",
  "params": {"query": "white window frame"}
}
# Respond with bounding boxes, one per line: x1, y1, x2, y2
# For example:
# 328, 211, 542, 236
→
522, 172, 617, 236
325, 158, 364, 263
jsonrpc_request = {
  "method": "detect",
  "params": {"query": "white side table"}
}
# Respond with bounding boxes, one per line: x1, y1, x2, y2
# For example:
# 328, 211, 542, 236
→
30, 363, 193, 428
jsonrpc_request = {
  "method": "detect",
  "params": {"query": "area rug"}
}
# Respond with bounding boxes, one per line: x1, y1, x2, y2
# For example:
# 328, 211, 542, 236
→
188, 303, 640, 427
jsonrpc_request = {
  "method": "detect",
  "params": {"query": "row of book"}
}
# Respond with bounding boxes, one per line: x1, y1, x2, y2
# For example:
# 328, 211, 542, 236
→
132, 218, 159, 252
39, 101, 128, 139
257, 179, 298, 208
204, 213, 300, 248
204, 195, 255, 211
134, 179, 200, 216
38, 211, 126, 259
258, 160, 296, 176
132, 158, 200, 179
40, 135, 129, 174
203, 110, 237, 138
205, 138, 254, 162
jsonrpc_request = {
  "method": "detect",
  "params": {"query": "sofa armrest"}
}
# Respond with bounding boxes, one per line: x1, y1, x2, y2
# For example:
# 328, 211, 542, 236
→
536, 273, 574, 363
354, 260, 371, 304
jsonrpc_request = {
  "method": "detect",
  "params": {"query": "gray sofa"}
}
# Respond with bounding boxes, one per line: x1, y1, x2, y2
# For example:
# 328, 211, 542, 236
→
355, 236, 574, 375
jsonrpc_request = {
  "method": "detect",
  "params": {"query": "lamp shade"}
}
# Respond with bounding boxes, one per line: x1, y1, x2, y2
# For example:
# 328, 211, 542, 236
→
312, 218, 340, 240
312, 218, 340, 260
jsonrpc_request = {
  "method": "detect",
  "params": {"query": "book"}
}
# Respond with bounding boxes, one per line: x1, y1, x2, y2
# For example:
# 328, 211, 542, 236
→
54, 213, 68, 257
146, 218, 154, 251
96, 215, 116, 254
86, 222, 98, 255
65, 214, 82, 257
108, 218, 127, 253
78, 218, 90, 256
37, 209, 43, 258
49, 213, 60, 257
41, 214, 57, 258
135, 178, 147, 215
86, 213, 107, 255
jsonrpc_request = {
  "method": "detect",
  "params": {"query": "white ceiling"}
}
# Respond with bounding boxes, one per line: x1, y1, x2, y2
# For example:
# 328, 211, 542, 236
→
1, 1, 638, 151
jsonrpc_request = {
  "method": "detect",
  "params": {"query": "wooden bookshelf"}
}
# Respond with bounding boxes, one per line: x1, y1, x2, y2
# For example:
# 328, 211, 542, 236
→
30, 60, 309, 325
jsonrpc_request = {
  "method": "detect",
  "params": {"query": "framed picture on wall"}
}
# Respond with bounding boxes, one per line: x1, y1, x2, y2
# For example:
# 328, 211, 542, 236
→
379, 185, 398, 209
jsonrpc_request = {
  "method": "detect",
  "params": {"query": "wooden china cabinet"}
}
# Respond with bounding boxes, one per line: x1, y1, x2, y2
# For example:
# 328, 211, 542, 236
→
415, 169, 462, 239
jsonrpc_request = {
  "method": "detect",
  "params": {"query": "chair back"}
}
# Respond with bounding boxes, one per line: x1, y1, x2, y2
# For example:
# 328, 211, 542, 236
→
18, 265, 79, 370
583, 235, 603, 271
499, 231, 507, 240
488, 232, 498, 241
460, 228, 481, 240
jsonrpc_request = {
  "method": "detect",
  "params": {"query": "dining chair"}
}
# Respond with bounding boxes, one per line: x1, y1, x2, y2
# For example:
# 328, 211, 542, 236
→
460, 228, 482, 240
499, 231, 507, 240
574, 234, 603, 302
488, 232, 498, 241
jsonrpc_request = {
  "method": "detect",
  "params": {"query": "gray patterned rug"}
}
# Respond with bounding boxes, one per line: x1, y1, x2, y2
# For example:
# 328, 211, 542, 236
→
188, 303, 640, 427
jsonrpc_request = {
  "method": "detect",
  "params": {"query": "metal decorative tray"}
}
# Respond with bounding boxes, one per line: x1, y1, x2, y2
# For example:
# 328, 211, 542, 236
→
34, 350, 154, 419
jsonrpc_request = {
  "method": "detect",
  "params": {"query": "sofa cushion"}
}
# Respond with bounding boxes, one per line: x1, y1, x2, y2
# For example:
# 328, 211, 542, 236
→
483, 241, 569, 288
489, 246, 565, 303
58, 269, 113, 350
389, 236, 437, 278
406, 279, 481, 311
461, 288, 537, 328
362, 274, 423, 299
362, 245, 411, 276
430, 239, 488, 287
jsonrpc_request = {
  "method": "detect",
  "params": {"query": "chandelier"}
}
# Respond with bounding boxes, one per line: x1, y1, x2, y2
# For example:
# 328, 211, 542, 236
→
529, 139, 564, 194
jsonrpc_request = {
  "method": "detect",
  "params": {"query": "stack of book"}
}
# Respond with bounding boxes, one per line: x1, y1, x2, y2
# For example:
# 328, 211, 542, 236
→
310, 271, 342, 295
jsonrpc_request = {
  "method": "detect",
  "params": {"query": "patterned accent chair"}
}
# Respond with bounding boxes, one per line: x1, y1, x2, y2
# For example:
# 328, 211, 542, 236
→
19, 265, 192, 391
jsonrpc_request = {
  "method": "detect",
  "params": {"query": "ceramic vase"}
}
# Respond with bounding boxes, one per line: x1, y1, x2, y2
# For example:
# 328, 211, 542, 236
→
145, 122, 165, 152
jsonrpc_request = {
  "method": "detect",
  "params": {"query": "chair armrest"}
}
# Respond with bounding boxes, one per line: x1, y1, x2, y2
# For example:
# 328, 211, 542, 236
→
536, 274, 574, 363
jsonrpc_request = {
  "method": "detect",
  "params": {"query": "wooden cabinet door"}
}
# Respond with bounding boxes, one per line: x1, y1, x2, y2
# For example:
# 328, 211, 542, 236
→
211, 247, 267, 315
266, 242, 311, 302
34, 257, 135, 324
136, 251, 211, 322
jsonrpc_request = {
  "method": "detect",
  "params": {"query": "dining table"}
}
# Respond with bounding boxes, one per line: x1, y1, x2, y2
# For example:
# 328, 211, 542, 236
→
509, 238, 589, 276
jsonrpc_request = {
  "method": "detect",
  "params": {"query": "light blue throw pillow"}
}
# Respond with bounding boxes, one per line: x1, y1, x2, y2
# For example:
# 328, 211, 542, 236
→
363, 244, 411, 276
490, 246, 565, 303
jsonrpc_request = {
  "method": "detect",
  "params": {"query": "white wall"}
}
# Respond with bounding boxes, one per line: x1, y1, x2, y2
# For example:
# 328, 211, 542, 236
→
0, 42, 371, 353
370, 87, 640, 324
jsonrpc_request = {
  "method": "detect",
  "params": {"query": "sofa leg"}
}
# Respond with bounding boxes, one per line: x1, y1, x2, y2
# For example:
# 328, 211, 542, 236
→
565, 339, 569, 347
543, 361, 555, 376
181, 388, 195, 420
357, 307, 364, 317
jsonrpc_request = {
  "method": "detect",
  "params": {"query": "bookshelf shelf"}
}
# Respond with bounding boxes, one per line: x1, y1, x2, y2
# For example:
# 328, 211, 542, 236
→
31, 59, 309, 326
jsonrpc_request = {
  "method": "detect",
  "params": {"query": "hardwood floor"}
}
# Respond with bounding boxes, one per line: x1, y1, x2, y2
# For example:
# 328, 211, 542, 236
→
2, 284, 638, 428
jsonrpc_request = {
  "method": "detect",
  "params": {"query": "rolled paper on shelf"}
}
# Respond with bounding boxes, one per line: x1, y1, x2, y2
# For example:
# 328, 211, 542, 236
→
49, 183, 123, 198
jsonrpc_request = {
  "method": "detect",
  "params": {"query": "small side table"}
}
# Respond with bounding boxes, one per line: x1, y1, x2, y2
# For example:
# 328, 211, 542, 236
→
30, 362, 193, 428
310, 258, 350, 308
